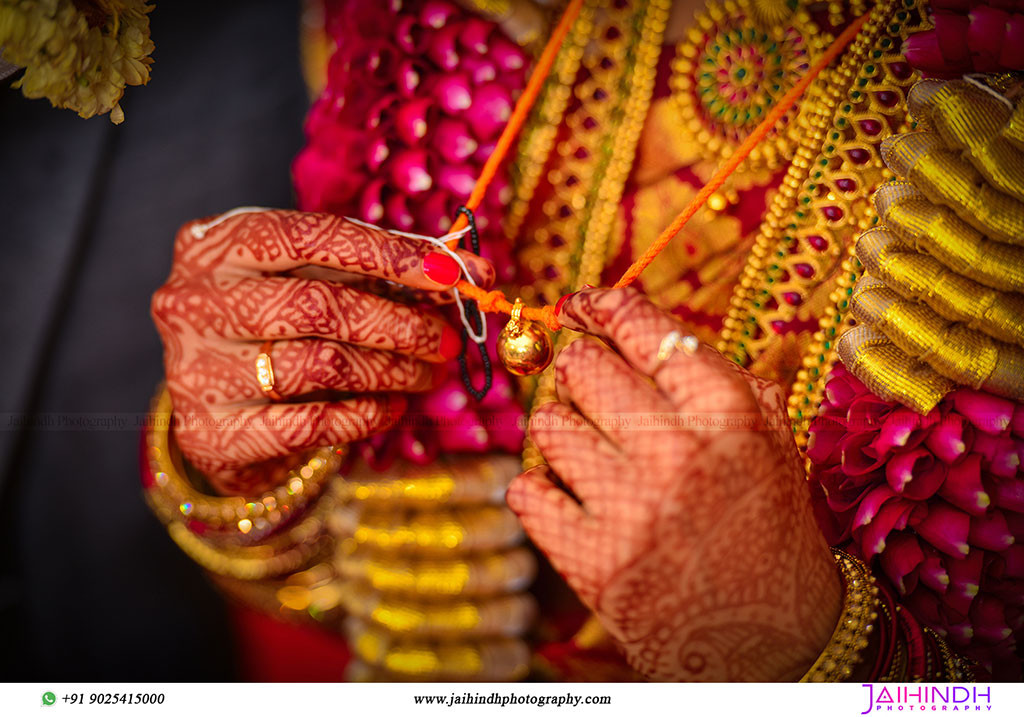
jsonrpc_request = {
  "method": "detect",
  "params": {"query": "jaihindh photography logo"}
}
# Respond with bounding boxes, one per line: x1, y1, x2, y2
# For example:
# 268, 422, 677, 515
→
861, 685, 993, 713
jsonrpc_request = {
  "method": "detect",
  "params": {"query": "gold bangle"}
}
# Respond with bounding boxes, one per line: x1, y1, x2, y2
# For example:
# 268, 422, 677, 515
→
336, 546, 537, 599
800, 549, 880, 682
333, 503, 524, 556
151, 480, 340, 581
338, 579, 537, 638
346, 621, 531, 681
144, 385, 341, 540
163, 510, 331, 581
209, 563, 345, 625
877, 599, 908, 682
339, 453, 519, 508
926, 626, 976, 682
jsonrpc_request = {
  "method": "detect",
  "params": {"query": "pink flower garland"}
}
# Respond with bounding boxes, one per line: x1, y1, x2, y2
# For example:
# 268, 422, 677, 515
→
808, 364, 1024, 678
292, 0, 529, 467
905, 0, 1024, 76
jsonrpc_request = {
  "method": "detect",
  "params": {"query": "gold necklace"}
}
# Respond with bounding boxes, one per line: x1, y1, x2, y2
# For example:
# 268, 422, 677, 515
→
669, 0, 822, 183
716, 0, 928, 448
513, 0, 671, 307
509, 0, 672, 468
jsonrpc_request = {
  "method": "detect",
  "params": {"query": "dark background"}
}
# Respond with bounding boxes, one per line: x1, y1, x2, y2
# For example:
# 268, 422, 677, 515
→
0, 0, 309, 680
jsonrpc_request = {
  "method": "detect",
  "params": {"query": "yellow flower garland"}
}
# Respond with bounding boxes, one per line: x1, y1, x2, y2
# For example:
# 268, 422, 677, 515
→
0, 0, 153, 123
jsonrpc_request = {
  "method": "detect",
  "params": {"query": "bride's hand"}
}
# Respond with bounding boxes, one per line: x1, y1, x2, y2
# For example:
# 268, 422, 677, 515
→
151, 209, 493, 494
506, 287, 842, 681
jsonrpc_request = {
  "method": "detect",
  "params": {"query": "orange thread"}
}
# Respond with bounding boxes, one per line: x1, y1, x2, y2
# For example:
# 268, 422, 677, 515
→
446, 0, 586, 244
612, 11, 869, 290
458, 283, 562, 332
450, 10, 871, 331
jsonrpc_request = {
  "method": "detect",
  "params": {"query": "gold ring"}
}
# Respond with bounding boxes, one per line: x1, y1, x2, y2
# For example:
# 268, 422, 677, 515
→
656, 330, 699, 365
255, 340, 283, 401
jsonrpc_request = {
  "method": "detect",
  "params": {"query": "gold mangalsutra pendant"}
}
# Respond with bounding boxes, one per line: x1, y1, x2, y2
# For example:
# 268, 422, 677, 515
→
496, 299, 553, 376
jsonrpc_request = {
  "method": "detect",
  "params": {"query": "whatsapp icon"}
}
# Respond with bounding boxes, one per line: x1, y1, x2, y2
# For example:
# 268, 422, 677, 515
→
42, 692, 56, 706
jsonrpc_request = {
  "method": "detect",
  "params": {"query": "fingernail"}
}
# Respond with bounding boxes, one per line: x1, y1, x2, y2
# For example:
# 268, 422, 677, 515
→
554, 292, 577, 316
422, 251, 461, 286
439, 324, 462, 360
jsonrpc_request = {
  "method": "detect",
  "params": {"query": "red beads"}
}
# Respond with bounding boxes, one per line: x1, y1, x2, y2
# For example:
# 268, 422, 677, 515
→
858, 118, 883, 136
847, 147, 871, 165
794, 262, 816, 279
806, 234, 829, 252
887, 61, 912, 80
822, 205, 844, 222
875, 90, 898, 107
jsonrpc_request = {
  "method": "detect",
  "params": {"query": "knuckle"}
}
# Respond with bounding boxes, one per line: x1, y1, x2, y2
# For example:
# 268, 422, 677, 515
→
151, 281, 205, 328
150, 285, 172, 322
171, 218, 217, 273
306, 405, 332, 445
608, 286, 646, 317
573, 337, 607, 358
321, 342, 352, 374
612, 285, 643, 301
287, 281, 339, 335
150, 283, 187, 328
278, 210, 328, 258
389, 308, 425, 352
555, 337, 600, 375
468, 256, 496, 288
570, 286, 645, 327
553, 344, 575, 377
343, 397, 382, 441
173, 219, 200, 253
308, 342, 351, 387
393, 357, 426, 391
328, 217, 414, 277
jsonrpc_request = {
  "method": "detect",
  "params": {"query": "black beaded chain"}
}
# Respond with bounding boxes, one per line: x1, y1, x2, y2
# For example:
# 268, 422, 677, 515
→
453, 206, 492, 401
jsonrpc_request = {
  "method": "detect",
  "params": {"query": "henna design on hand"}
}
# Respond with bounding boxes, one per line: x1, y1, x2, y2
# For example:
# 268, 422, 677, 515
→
151, 209, 493, 494
155, 276, 453, 358
508, 288, 842, 682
